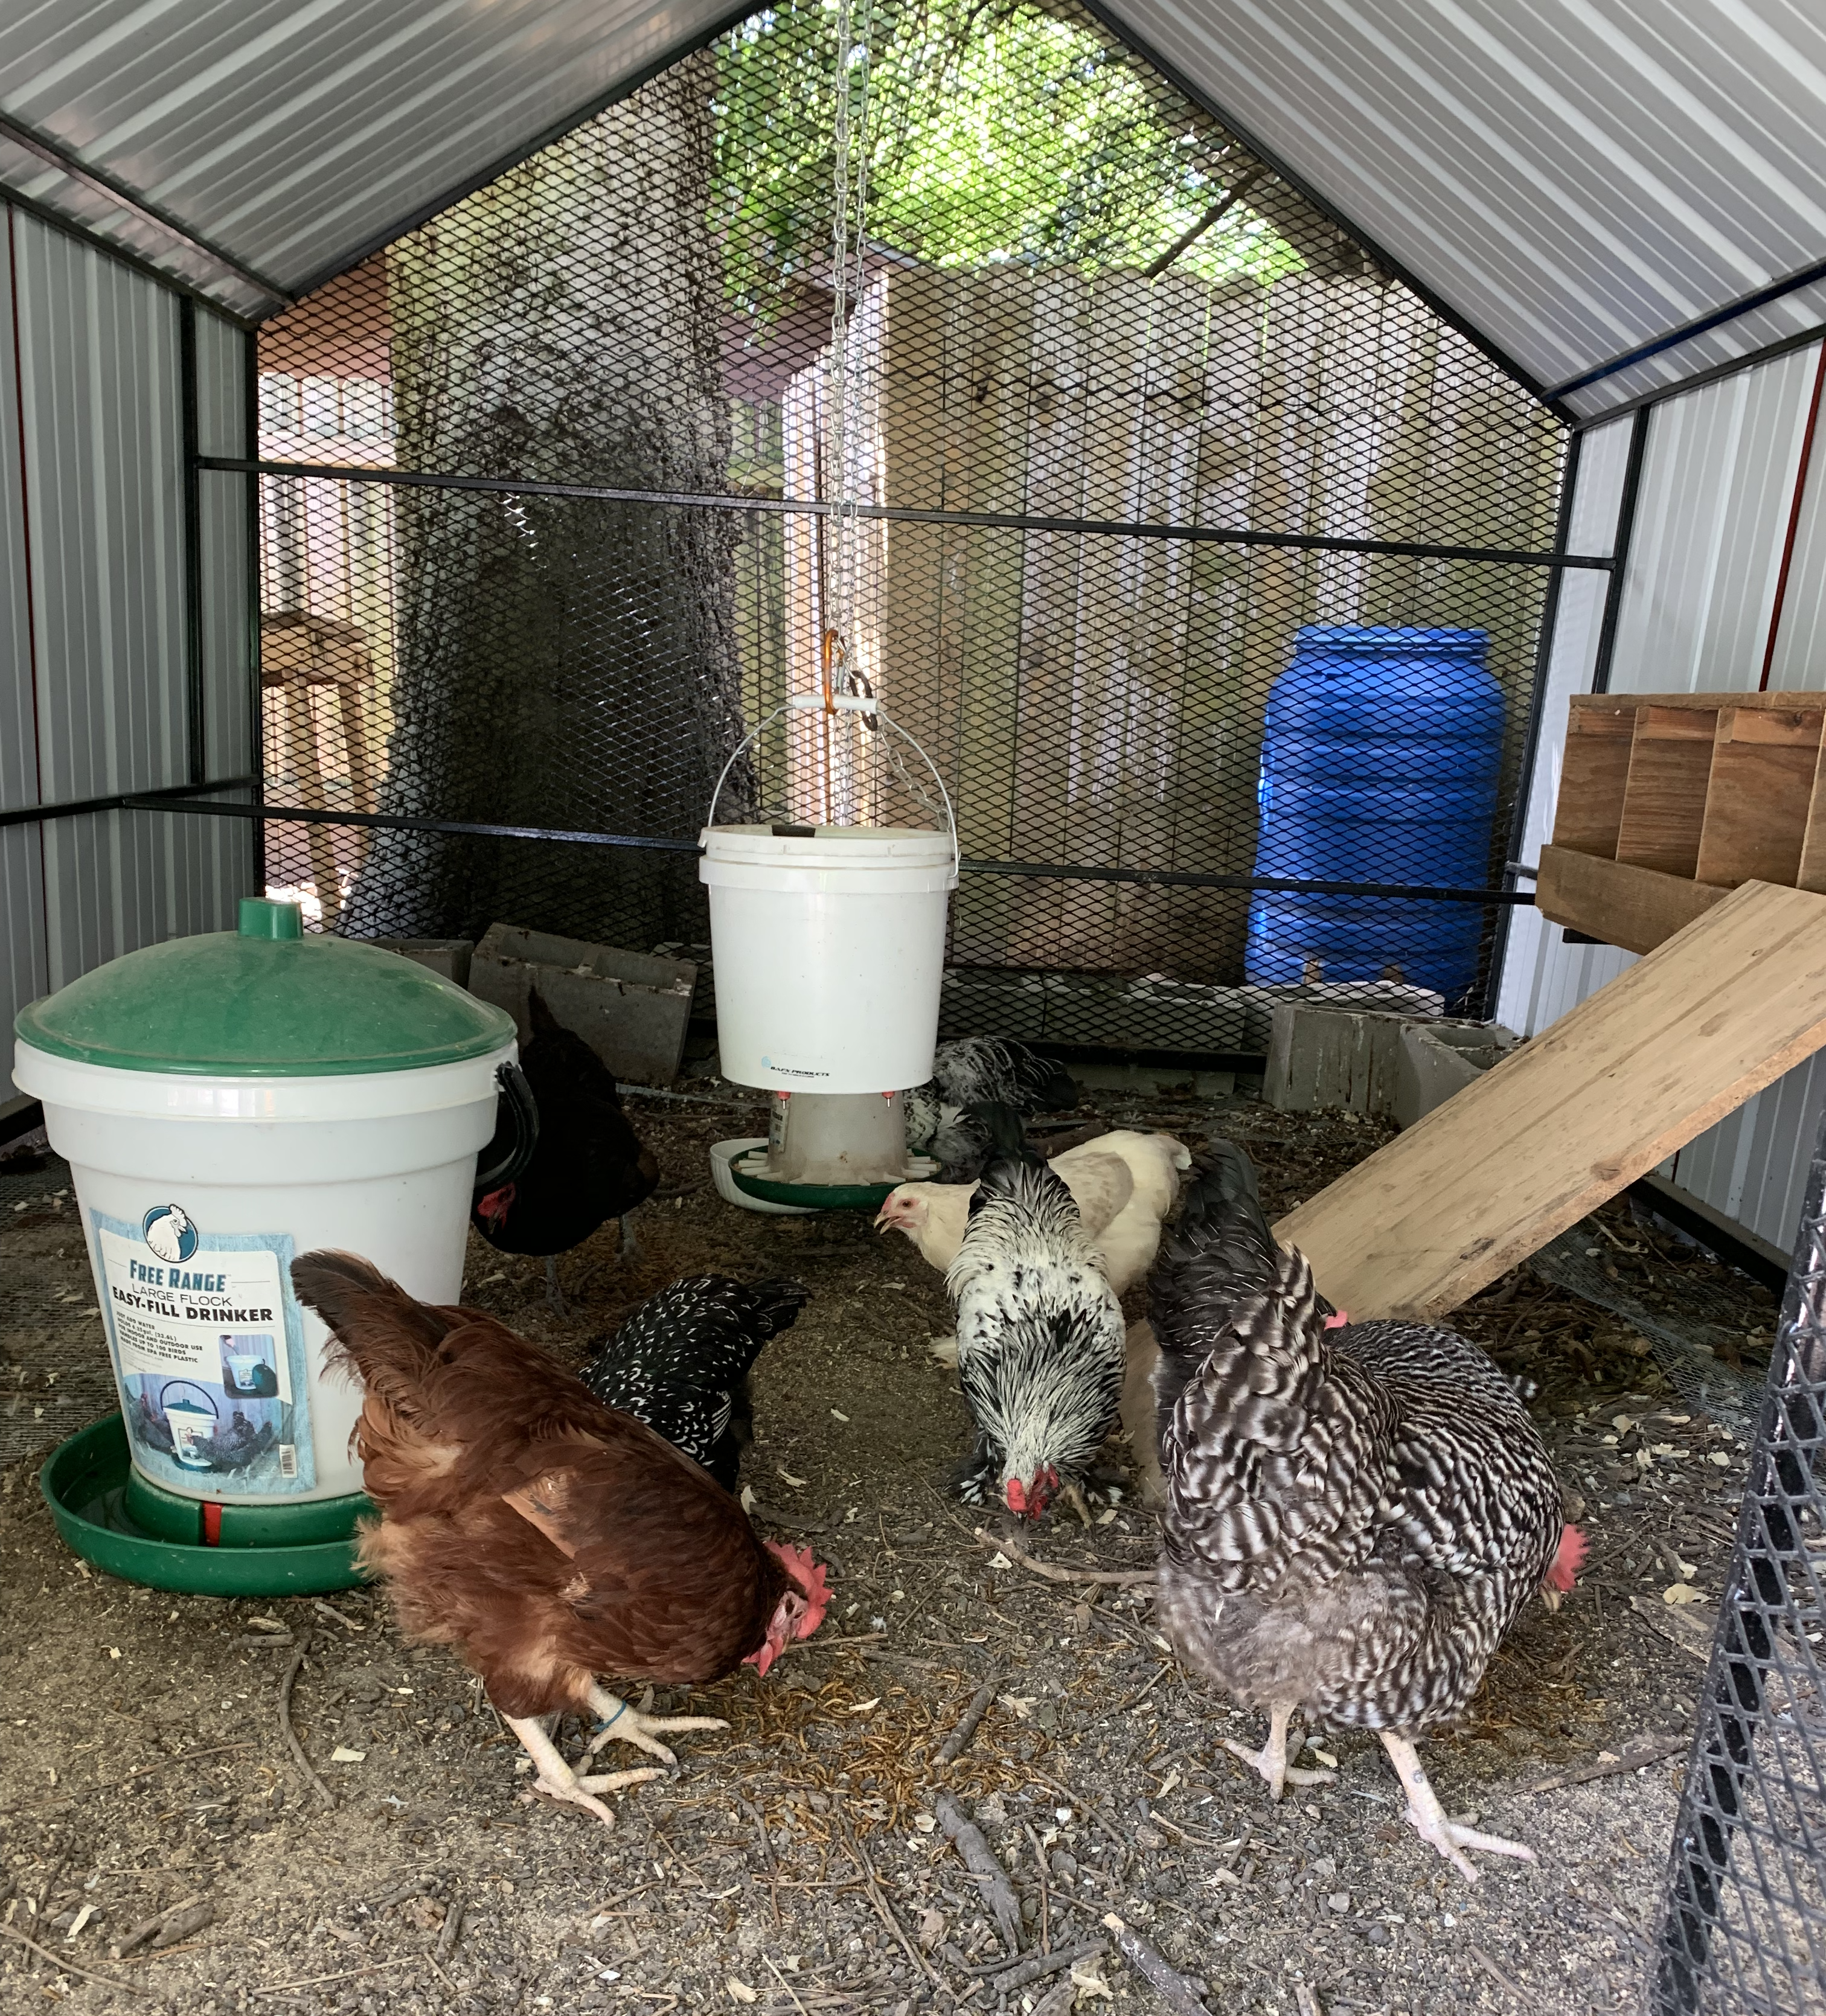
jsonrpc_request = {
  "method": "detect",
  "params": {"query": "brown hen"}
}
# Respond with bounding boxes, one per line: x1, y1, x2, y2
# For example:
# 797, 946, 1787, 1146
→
291, 1251, 830, 1826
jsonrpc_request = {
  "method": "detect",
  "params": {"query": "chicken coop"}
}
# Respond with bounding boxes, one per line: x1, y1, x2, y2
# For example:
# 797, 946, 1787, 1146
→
7, 4, 1826, 2014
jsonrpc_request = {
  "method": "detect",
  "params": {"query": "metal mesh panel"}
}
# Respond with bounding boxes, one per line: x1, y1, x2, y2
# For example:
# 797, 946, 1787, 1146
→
1653, 1116, 1826, 2015
229, 0, 1572, 1052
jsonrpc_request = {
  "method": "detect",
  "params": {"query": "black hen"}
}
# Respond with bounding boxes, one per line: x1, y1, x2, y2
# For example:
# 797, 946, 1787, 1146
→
473, 990, 659, 1308
580, 1276, 809, 1493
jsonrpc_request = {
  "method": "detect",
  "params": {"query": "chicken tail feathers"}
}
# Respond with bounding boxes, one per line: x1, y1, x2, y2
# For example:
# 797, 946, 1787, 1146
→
746, 1278, 813, 1340
290, 1249, 456, 1419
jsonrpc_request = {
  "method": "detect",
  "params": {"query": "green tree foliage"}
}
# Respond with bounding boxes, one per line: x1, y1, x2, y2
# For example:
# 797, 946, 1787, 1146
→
713, 0, 1299, 321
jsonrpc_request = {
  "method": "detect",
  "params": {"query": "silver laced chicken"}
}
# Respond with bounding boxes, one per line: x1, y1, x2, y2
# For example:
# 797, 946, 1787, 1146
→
1150, 1143, 1583, 1881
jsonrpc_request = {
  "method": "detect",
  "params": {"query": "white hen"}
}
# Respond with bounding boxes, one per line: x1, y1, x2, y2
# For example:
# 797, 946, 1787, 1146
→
877, 1130, 1188, 1365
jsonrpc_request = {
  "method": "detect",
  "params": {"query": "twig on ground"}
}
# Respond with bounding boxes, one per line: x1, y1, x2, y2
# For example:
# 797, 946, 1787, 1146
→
249, 1958, 416, 1998
934, 1793, 1022, 1955
1100, 1913, 1209, 2016
1520, 1735, 1688, 1794
935, 1666, 1005, 1767
435, 1899, 464, 1963
277, 1630, 335, 1810
1295, 1983, 1323, 2016
1470, 1945, 1546, 2010
973, 1528, 1157, 1586
1024, 1820, 1051, 1952
763, 1952, 813, 2016
745, 1800, 783, 1929
111, 1892, 204, 1958
1115, 1662, 1172, 1714
974, 1939, 1106, 1992
1028, 1980, 1076, 2016
0, 1920, 152, 1996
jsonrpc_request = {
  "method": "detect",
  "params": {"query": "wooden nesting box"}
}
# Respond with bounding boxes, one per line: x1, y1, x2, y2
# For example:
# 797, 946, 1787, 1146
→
1537, 691, 1826, 953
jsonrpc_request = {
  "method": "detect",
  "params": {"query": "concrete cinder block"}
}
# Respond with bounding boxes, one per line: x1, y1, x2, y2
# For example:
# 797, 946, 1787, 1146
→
362, 938, 475, 988
1392, 1022, 1520, 1129
1265, 1000, 1516, 1118
469, 923, 698, 1087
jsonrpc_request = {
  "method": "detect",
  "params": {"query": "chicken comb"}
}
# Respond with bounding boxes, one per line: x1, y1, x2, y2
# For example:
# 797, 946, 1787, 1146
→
1323, 1310, 1350, 1330
1547, 1522, 1588, 1593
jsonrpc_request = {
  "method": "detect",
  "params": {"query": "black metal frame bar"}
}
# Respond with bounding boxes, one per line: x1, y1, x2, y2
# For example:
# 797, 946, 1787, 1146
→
178, 299, 206, 785
200, 456, 1614, 572
1552, 254, 1826, 402
1590, 407, 1652, 696
1485, 425, 1585, 1003
139, 790, 1533, 903
0, 775, 257, 830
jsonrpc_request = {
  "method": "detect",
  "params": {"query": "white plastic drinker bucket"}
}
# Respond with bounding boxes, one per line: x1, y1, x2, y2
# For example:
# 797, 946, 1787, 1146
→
13, 899, 519, 1508
699, 698, 959, 1095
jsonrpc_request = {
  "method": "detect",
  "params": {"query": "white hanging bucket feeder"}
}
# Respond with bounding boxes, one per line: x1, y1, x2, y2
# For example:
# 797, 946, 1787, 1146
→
700, 692, 957, 1208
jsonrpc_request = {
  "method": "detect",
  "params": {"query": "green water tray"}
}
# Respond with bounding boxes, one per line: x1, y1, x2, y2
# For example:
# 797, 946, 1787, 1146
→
41, 1415, 371, 1596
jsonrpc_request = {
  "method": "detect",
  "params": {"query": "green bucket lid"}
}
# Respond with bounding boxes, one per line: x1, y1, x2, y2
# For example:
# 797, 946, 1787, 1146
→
16, 897, 517, 1077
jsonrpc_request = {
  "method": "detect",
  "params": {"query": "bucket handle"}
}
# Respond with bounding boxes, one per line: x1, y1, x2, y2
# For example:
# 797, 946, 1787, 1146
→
705, 697, 960, 877
475, 1060, 540, 1194
159, 1380, 220, 1419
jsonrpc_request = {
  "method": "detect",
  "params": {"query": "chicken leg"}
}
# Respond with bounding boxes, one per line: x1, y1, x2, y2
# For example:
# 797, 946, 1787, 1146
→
507, 1714, 662, 1829
582, 1682, 728, 1768
545, 1256, 568, 1316
1379, 1732, 1535, 1882
1222, 1703, 1336, 1800
618, 1210, 644, 1266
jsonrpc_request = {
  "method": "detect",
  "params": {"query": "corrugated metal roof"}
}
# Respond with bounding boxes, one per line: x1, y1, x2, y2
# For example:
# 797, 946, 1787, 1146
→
0, 0, 737, 319
3, 0, 1825, 417
1099, 0, 1826, 420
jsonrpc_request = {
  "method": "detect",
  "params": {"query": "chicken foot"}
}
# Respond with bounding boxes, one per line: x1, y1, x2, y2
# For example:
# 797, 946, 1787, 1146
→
1379, 1732, 1535, 1882
506, 1714, 662, 1829
1222, 1703, 1336, 1801
583, 1682, 728, 1769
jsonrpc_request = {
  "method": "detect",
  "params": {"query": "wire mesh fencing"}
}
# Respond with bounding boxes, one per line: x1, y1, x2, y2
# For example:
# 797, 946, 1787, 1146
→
207, 0, 1579, 1057
1654, 1111, 1826, 2015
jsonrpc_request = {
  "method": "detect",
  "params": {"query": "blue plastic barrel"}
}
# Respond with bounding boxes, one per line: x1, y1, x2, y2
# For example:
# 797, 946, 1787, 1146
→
1243, 626, 1502, 1008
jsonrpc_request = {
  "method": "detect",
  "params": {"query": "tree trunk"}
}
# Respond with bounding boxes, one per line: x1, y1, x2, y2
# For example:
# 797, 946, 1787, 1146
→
344, 50, 749, 946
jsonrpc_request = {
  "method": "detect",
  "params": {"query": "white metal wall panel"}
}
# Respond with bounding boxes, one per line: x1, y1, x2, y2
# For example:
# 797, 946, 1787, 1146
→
1100, 0, 1826, 420
1607, 344, 1821, 694
12, 211, 188, 803
194, 308, 255, 785
1494, 415, 1636, 1037
0, 0, 738, 309
1, 207, 249, 1058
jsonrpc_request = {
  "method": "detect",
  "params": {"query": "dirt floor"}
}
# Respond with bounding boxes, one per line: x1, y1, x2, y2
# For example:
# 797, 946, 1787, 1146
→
0, 1079, 1778, 2016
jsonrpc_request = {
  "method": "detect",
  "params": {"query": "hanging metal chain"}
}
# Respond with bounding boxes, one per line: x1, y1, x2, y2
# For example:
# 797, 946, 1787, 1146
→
825, 0, 873, 689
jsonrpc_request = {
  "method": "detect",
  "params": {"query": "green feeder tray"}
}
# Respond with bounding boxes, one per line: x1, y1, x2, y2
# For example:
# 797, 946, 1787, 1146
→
41, 1415, 373, 1596
726, 1147, 914, 1214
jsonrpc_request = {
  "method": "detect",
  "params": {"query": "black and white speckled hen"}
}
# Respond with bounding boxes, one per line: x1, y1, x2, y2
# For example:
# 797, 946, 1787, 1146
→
906, 1038, 1077, 1179
947, 1154, 1125, 1522
1150, 1144, 1584, 1880
579, 1276, 809, 1493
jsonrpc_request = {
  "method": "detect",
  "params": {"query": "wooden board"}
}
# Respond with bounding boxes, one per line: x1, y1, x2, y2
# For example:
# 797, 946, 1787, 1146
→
1535, 843, 1728, 954
1273, 878, 1826, 1320
1695, 706, 1822, 888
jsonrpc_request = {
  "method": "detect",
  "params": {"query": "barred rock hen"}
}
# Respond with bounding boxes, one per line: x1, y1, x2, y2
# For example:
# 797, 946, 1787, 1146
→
292, 1252, 829, 1829
905, 1037, 1078, 1175
472, 989, 658, 1311
946, 1156, 1126, 1520
1150, 1147, 1581, 1880
580, 1276, 809, 1492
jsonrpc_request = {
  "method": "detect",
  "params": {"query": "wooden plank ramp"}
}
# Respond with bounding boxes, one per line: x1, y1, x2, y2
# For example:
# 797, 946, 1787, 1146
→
1273, 878, 1826, 1320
